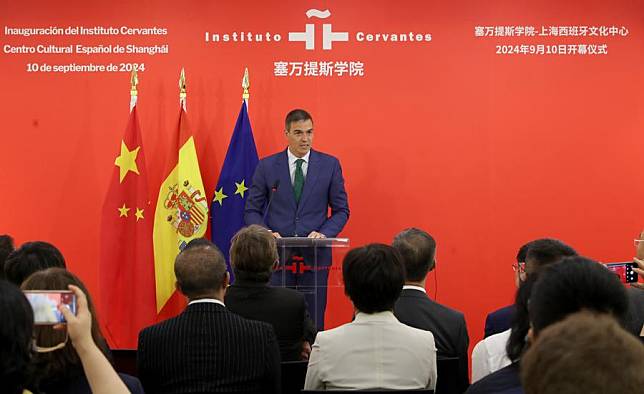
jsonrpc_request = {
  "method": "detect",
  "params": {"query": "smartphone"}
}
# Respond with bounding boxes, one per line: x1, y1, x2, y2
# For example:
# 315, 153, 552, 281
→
604, 262, 638, 284
23, 290, 77, 325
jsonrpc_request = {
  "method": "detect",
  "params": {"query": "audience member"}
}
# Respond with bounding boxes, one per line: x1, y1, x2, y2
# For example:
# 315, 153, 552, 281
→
0, 234, 15, 280
4, 241, 66, 286
0, 279, 131, 394
466, 256, 628, 394
521, 311, 644, 394
472, 239, 577, 382
225, 225, 316, 361
137, 243, 281, 394
392, 228, 469, 392
472, 278, 534, 383
304, 244, 437, 391
21, 268, 143, 393
0, 279, 36, 394
483, 242, 531, 338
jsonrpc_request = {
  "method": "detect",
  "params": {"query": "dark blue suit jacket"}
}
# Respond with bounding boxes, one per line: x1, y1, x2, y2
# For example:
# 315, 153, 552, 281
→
244, 149, 349, 237
484, 304, 516, 338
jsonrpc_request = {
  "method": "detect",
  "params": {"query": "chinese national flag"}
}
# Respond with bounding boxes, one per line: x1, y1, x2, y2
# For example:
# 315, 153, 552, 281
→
99, 105, 156, 349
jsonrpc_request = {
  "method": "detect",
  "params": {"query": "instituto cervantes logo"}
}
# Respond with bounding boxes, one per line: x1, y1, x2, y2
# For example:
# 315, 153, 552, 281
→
204, 8, 433, 78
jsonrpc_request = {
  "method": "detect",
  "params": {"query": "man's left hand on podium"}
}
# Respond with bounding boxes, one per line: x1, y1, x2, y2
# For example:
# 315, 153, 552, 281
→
308, 231, 326, 239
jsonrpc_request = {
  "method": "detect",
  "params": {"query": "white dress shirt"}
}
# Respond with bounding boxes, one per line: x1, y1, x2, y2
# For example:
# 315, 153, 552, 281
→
402, 284, 427, 293
470, 328, 512, 383
188, 298, 226, 307
304, 311, 437, 391
287, 148, 310, 184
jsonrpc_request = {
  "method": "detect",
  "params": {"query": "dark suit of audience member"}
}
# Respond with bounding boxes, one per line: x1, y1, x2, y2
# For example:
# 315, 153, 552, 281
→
484, 305, 515, 338
137, 241, 281, 394
226, 281, 316, 361
225, 224, 316, 361
625, 287, 644, 337
392, 228, 469, 393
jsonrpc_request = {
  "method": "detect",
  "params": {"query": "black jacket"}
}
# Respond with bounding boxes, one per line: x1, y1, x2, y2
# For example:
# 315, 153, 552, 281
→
137, 302, 280, 394
225, 280, 316, 361
394, 288, 470, 393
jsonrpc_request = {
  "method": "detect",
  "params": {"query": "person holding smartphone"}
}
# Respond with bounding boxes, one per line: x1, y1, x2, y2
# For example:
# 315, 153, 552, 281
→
21, 268, 143, 394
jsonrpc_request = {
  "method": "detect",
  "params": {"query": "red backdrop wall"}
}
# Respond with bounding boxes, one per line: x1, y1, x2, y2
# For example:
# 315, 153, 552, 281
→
2, 0, 643, 353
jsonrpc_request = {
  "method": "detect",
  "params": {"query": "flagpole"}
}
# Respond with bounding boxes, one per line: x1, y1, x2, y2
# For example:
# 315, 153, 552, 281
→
130, 69, 138, 112
242, 67, 250, 110
179, 67, 187, 111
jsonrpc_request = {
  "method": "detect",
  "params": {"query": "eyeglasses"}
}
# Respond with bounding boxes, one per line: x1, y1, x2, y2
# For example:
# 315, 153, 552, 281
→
512, 262, 526, 273
635, 239, 644, 247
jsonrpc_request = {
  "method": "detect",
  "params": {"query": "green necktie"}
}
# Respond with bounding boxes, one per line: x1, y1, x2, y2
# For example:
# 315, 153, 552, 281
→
293, 158, 305, 203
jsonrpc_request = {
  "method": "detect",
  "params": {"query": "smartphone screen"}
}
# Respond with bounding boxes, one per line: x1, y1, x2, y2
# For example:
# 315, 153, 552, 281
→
24, 290, 77, 325
604, 262, 638, 284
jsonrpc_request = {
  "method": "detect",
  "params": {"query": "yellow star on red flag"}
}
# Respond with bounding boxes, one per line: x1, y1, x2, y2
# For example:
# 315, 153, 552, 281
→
118, 203, 130, 217
114, 141, 140, 183
135, 208, 144, 221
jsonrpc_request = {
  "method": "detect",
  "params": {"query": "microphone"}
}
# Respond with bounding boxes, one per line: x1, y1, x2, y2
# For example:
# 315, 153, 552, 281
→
262, 179, 280, 224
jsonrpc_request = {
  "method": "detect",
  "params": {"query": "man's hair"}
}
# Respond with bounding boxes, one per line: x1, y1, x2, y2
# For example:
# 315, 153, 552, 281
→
529, 256, 629, 335
174, 244, 227, 298
521, 311, 644, 394
515, 240, 535, 263
392, 228, 436, 282
342, 243, 405, 314
524, 238, 577, 275
4, 241, 66, 286
0, 235, 15, 280
21, 268, 111, 386
0, 279, 35, 394
183, 237, 216, 251
285, 109, 313, 131
230, 225, 278, 283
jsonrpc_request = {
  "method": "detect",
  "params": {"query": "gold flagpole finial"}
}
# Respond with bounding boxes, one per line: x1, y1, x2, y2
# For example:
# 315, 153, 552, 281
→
179, 67, 187, 99
242, 67, 250, 101
130, 69, 138, 97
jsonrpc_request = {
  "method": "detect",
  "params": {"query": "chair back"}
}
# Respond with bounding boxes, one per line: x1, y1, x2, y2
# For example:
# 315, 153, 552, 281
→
282, 360, 308, 394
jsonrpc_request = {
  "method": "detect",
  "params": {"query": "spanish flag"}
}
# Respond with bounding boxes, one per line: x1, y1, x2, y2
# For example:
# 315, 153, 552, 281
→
152, 69, 209, 315
99, 72, 156, 348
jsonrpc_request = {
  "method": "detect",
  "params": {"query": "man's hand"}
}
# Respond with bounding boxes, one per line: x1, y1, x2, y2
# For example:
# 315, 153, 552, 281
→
300, 340, 312, 361
271, 232, 282, 238
632, 257, 644, 290
307, 231, 326, 239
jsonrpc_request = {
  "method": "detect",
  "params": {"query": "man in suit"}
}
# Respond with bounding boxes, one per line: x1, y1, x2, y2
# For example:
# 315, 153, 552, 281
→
484, 239, 577, 338
473, 239, 578, 383
137, 241, 280, 394
392, 228, 469, 393
225, 224, 316, 361
304, 244, 437, 391
244, 109, 350, 330
483, 242, 531, 338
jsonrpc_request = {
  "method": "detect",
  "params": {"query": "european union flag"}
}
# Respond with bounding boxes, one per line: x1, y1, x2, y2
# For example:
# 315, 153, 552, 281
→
211, 101, 259, 281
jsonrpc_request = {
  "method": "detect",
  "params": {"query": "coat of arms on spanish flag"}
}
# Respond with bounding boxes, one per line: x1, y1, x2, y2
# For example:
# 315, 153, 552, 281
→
153, 69, 209, 315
